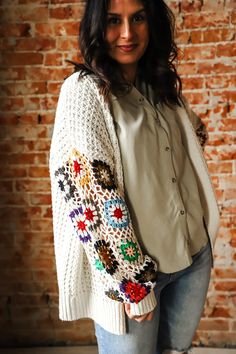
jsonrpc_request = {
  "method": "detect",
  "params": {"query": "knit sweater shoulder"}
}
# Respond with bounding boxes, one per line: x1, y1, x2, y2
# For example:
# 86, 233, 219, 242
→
49, 71, 219, 335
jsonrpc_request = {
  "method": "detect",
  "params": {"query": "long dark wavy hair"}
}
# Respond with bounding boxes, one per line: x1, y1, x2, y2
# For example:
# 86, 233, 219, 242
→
71, 0, 182, 106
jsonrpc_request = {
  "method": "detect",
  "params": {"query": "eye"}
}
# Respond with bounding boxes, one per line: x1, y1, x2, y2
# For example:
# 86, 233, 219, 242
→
132, 13, 146, 23
107, 16, 120, 25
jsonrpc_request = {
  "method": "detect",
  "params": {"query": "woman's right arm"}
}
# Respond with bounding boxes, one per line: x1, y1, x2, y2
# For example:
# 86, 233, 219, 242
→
50, 73, 158, 314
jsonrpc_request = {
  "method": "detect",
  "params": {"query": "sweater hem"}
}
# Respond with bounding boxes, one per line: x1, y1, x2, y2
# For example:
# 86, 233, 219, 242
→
59, 291, 127, 335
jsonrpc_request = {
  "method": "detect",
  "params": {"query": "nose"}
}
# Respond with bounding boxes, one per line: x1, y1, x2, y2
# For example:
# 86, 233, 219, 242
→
120, 19, 134, 40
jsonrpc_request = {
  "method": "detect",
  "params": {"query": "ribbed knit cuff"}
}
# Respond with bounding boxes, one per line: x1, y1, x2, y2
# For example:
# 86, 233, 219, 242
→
129, 290, 157, 316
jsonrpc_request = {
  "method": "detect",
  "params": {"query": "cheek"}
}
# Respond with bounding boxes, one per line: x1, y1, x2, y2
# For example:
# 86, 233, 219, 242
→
141, 25, 149, 45
106, 28, 117, 46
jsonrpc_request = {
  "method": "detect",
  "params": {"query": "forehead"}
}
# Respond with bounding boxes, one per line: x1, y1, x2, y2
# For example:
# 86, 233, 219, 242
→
108, 0, 144, 12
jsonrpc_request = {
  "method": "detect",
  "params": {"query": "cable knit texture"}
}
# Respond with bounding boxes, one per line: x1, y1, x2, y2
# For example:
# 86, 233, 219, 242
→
49, 72, 220, 335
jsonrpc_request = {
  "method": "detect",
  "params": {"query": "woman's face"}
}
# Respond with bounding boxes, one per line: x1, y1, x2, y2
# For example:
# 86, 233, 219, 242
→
105, 0, 149, 79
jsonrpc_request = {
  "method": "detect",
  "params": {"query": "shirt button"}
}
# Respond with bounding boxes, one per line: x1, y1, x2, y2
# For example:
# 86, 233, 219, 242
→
172, 178, 176, 183
139, 97, 144, 103
180, 210, 185, 215
165, 146, 170, 151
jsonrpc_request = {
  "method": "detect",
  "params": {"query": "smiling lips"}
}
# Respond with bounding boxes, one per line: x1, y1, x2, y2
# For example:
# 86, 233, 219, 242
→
117, 44, 138, 52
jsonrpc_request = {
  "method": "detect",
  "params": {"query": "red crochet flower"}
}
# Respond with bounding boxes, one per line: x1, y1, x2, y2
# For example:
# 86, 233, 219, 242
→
120, 279, 150, 304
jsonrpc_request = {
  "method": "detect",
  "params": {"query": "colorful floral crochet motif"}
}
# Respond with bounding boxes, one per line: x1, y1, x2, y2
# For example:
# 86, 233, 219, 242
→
120, 279, 151, 304
134, 260, 157, 283
120, 240, 140, 262
69, 200, 101, 243
196, 122, 208, 148
71, 149, 90, 187
92, 160, 116, 190
104, 199, 130, 228
95, 259, 105, 271
105, 289, 124, 302
94, 240, 119, 275
55, 164, 77, 202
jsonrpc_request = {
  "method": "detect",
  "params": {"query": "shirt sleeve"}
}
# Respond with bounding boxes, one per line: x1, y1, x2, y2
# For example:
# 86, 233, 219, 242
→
50, 74, 158, 313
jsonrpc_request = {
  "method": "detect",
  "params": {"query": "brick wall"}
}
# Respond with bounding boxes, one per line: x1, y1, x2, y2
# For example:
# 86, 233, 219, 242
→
0, 0, 235, 348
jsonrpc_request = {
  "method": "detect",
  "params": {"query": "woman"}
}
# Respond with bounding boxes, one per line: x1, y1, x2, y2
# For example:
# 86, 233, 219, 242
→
49, 0, 220, 353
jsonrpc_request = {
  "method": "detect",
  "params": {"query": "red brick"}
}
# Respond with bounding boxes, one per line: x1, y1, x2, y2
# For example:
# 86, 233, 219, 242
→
0, 181, 13, 193
202, 1, 225, 11
1, 6, 49, 22
8, 126, 49, 139
183, 12, 230, 28
0, 23, 31, 37
23, 97, 41, 111
208, 306, 232, 318
206, 76, 235, 89
31, 219, 53, 231
190, 30, 202, 44
57, 37, 78, 51
15, 37, 56, 51
183, 91, 210, 105
178, 62, 198, 75
53, 22, 80, 36
182, 77, 204, 90
0, 67, 25, 80
18, 0, 49, 3
44, 53, 62, 66
47, 82, 61, 95
42, 207, 52, 218
2, 82, 47, 96
0, 206, 42, 220
0, 97, 24, 111
232, 11, 236, 24
219, 119, 236, 132
1, 153, 47, 165
197, 61, 236, 75
30, 194, 51, 205
15, 231, 53, 244
0, 193, 29, 206
184, 45, 216, 60
215, 281, 236, 292
214, 267, 236, 278
15, 180, 50, 192
35, 23, 54, 36
2, 52, 43, 66
40, 96, 58, 110
217, 43, 236, 57
204, 147, 236, 161
49, 6, 73, 19
198, 318, 229, 331
0, 166, 27, 178
180, 0, 202, 12
25, 67, 72, 81
207, 161, 232, 174
28, 166, 49, 178
50, 0, 81, 3
204, 28, 235, 43
207, 133, 236, 146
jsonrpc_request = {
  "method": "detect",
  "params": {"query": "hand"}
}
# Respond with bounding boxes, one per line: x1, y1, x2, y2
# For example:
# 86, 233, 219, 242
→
124, 303, 154, 323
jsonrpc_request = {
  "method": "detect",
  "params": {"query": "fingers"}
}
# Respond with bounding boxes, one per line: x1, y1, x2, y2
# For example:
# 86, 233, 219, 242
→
146, 311, 154, 321
124, 304, 154, 322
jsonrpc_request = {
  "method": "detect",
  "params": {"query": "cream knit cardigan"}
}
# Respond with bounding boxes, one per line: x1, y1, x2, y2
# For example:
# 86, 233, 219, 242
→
49, 72, 220, 335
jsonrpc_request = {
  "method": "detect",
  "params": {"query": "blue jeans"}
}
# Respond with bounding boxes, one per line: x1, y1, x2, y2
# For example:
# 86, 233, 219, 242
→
94, 241, 212, 354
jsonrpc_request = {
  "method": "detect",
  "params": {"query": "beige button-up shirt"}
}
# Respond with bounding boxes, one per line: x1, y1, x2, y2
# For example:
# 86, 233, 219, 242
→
109, 83, 208, 273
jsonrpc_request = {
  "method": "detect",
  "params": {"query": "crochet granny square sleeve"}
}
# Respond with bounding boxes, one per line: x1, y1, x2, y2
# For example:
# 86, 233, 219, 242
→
49, 72, 158, 310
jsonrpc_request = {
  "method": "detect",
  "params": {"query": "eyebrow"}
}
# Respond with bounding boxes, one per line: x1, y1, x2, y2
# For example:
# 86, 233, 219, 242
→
107, 8, 146, 17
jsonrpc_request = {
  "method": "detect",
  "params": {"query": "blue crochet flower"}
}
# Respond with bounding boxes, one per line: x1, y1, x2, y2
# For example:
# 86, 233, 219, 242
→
104, 199, 130, 228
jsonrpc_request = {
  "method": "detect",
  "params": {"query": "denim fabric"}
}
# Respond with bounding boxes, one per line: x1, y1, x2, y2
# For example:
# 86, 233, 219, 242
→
94, 241, 212, 354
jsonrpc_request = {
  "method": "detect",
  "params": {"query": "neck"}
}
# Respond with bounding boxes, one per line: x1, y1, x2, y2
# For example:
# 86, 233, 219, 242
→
121, 63, 137, 84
